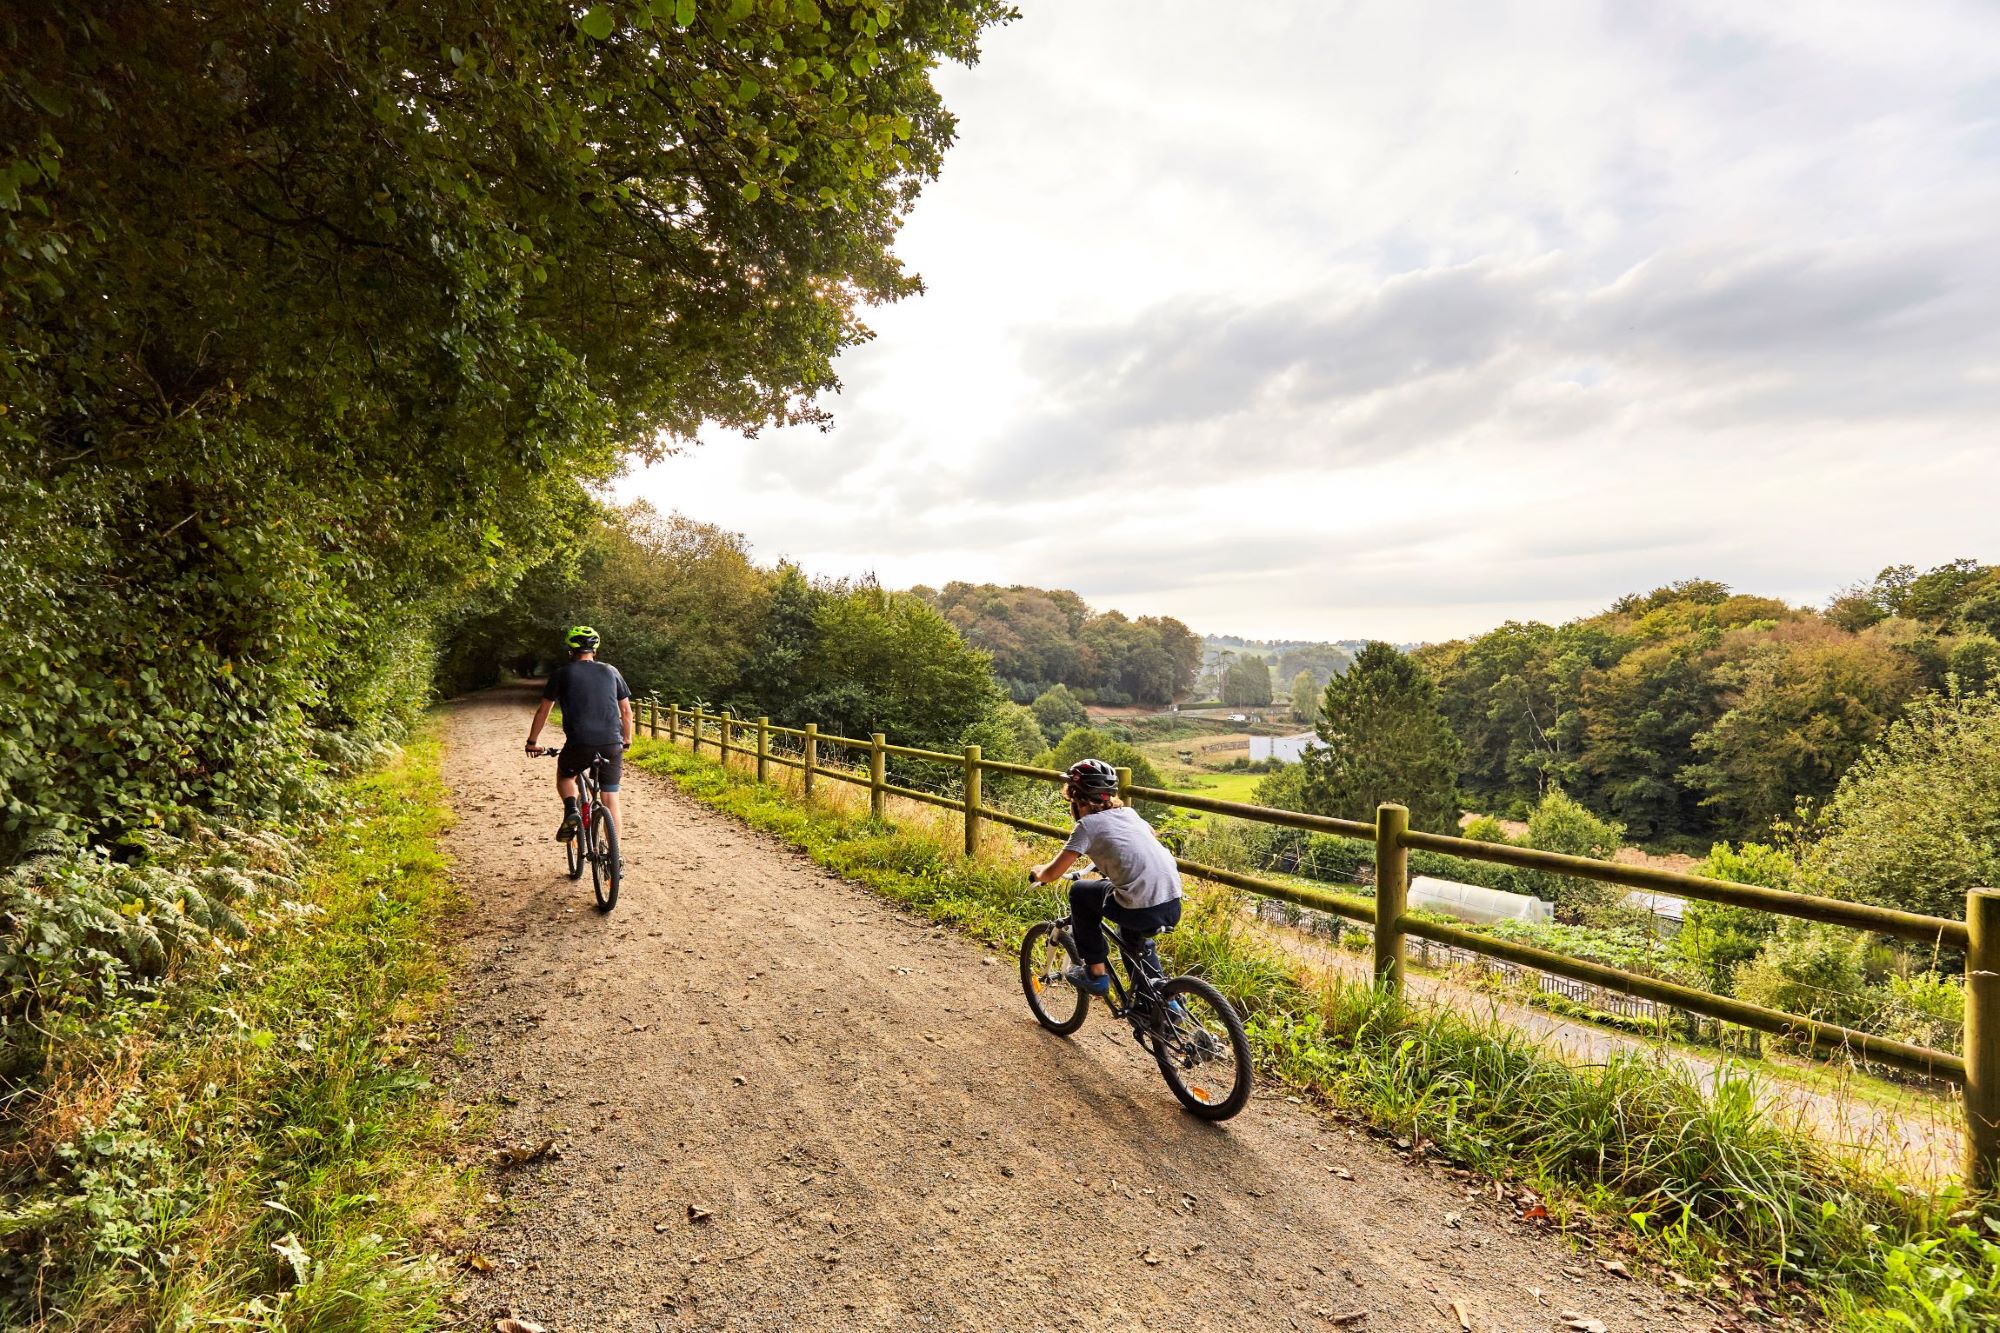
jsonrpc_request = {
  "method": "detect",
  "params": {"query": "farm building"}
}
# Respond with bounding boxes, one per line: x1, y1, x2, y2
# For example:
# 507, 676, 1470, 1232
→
1248, 732, 1320, 764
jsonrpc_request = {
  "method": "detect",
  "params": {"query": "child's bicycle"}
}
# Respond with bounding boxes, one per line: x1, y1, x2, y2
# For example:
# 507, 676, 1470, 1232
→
1019, 872, 1252, 1120
534, 747, 621, 912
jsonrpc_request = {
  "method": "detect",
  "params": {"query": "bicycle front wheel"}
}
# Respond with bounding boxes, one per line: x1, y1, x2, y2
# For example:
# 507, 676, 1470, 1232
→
1153, 976, 1252, 1121
589, 808, 620, 912
1020, 922, 1088, 1035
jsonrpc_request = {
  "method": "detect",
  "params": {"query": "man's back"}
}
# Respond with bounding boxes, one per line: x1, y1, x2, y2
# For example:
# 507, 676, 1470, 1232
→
543, 660, 629, 746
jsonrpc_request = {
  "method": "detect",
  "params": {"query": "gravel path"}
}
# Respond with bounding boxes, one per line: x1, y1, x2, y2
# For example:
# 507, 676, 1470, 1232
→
435, 685, 1714, 1332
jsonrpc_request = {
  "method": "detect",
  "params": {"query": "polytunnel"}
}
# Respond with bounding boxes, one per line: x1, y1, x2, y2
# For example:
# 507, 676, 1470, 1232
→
1408, 875, 1554, 926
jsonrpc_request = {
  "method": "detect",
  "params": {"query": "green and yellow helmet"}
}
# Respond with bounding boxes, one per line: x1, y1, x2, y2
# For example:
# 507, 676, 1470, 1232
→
565, 625, 600, 652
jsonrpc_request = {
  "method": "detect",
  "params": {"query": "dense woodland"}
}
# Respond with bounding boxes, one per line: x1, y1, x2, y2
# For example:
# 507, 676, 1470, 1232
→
911, 582, 1202, 706
1415, 562, 2000, 845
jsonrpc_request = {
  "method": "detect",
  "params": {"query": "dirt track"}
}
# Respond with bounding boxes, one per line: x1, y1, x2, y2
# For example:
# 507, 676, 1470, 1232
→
435, 685, 1712, 1332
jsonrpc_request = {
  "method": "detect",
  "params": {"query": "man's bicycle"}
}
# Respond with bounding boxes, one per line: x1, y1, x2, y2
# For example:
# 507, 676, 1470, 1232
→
1019, 874, 1253, 1120
535, 748, 621, 912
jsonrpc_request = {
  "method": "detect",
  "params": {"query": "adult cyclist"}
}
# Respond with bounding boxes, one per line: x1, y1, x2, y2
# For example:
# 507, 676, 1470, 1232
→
1027, 758, 1184, 995
525, 626, 634, 843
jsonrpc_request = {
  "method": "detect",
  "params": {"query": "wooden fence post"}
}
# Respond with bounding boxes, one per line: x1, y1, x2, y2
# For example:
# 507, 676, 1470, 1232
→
1116, 766, 1132, 806
720, 710, 733, 769
963, 744, 982, 858
869, 732, 886, 821
803, 723, 817, 798
1966, 887, 2000, 1190
756, 717, 770, 784
691, 707, 703, 756
668, 704, 679, 745
648, 697, 660, 738
1373, 803, 1410, 993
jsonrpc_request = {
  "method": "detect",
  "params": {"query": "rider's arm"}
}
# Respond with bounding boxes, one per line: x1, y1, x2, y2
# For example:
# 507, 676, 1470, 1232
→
1028, 849, 1082, 885
619, 697, 634, 746
526, 698, 555, 752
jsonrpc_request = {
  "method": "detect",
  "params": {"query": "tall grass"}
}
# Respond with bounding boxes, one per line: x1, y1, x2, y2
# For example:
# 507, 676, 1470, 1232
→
632, 736, 2000, 1330
0, 731, 468, 1329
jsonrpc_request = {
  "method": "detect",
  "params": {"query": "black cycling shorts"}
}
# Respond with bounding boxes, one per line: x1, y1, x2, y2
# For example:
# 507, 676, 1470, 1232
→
557, 740, 623, 791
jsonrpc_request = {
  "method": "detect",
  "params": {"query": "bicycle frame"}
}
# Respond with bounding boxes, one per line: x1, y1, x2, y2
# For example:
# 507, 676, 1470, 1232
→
537, 747, 615, 836
1050, 912, 1169, 1044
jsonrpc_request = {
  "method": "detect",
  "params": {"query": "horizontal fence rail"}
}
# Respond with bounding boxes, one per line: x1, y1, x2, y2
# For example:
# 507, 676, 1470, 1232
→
636, 696, 2000, 1190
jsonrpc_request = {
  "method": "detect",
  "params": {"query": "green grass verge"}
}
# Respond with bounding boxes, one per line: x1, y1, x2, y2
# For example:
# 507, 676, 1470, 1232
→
630, 737, 2000, 1331
1, 728, 469, 1329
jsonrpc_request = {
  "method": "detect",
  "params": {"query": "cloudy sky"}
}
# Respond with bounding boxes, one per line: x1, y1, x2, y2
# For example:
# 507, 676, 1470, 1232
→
620, 1, 2000, 643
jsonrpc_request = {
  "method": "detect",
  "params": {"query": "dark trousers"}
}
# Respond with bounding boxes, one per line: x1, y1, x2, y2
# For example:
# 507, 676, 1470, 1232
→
1069, 880, 1182, 967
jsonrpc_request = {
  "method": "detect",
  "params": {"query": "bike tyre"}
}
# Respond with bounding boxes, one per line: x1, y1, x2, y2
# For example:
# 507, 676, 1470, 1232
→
1153, 976, 1252, 1121
1019, 922, 1088, 1035
565, 823, 584, 880
589, 807, 620, 912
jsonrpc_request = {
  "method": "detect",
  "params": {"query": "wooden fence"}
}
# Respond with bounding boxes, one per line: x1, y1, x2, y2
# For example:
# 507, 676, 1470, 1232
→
639, 698, 2000, 1191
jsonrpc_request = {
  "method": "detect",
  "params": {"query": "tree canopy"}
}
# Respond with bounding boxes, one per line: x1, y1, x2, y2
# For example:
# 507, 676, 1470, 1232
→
1, 0, 1011, 853
915, 583, 1201, 706
1415, 560, 1998, 844
1299, 642, 1462, 832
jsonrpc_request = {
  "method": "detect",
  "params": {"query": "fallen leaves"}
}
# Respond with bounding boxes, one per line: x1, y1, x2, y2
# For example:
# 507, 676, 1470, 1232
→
1447, 1299, 1471, 1331
1560, 1316, 1608, 1333
494, 1320, 547, 1333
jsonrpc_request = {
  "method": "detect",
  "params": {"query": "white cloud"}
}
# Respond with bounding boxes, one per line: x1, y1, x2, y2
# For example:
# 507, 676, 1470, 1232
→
620, 0, 2000, 641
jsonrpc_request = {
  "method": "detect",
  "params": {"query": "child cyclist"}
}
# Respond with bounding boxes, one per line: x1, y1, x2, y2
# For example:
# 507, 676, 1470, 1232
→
1027, 759, 1184, 995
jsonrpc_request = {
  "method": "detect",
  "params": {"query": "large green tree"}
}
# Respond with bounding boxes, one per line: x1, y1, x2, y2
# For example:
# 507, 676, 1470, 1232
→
795, 582, 998, 751
1222, 656, 1273, 707
1806, 688, 2000, 920
1289, 669, 1319, 725
1299, 642, 1461, 831
1, 0, 1010, 852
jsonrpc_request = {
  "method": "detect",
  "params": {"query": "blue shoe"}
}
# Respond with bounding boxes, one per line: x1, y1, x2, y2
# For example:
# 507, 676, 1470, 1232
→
1064, 965, 1111, 996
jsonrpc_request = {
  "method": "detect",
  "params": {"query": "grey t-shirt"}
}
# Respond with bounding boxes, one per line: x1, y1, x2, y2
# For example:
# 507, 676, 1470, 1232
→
543, 660, 631, 747
1062, 806, 1182, 910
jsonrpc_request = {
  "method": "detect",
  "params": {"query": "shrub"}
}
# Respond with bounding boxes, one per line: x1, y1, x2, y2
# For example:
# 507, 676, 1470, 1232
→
1806, 688, 2000, 920
1028, 685, 1090, 746
1732, 921, 1874, 1027
1676, 842, 1789, 991
1516, 788, 1627, 919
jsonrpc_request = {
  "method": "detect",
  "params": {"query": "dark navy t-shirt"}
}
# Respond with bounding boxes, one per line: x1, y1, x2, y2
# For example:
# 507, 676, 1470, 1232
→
543, 660, 631, 746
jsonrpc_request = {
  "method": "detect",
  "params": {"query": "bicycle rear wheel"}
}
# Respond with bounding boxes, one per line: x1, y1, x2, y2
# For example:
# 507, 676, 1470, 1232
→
1020, 922, 1088, 1035
589, 807, 620, 912
1153, 976, 1252, 1121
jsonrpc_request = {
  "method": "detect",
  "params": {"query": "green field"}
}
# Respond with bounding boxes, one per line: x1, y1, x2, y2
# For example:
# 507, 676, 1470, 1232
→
1170, 770, 1268, 803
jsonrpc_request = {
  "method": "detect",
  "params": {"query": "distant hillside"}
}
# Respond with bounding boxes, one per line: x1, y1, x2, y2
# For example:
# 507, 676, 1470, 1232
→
912, 582, 1201, 706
